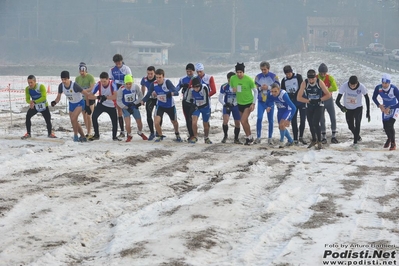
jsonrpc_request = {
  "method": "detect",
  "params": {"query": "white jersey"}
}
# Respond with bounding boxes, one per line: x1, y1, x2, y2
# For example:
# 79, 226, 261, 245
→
338, 81, 367, 109
59, 82, 84, 104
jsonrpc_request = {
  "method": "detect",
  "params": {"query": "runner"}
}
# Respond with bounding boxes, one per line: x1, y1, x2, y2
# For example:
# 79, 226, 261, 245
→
265, 83, 296, 147
188, 77, 213, 144
87, 72, 120, 141
297, 69, 331, 149
52, 71, 89, 142
317, 63, 339, 144
109, 54, 132, 139
254, 61, 280, 144
335, 75, 370, 148
176, 63, 195, 140
372, 73, 399, 150
21, 75, 56, 139
75, 62, 96, 137
229, 62, 258, 145
281, 65, 307, 145
116, 74, 148, 142
140, 66, 159, 140
141, 69, 182, 142
218, 72, 242, 144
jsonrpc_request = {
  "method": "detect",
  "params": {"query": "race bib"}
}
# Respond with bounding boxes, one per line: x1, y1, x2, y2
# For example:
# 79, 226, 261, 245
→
124, 93, 135, 102
393, 108, 399, 120
196, 99, 206, 106
67, 96, 74, 101
346, 96, 357, 105
237, 85, 242, 93
35, 102, 46, 112
276, 102, 285, 109
157, 94, 167, 103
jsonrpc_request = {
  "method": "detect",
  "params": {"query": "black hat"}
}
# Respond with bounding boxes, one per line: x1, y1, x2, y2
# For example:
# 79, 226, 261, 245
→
192, 77, 201, 87
349, 76, 358, 85
186, 63, 195, 71
79, 62, 87, 72
235, 62, 245, 72
318, 63, 328, 73
283, 65, 293, 74
307, 69, 316, 78
61, 70, 70, 79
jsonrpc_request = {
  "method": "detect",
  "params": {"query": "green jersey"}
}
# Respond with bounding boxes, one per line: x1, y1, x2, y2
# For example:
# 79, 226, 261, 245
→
75, 73, 95, 89
229, 74, 256, 105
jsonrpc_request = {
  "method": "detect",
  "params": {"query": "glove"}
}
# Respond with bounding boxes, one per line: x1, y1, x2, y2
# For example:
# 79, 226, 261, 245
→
340, 107, 347, 113
97, 95, 107, 103
309, 99, 321, 105
182, 83, 189, 89
127, 107, 134, 114
166, 92, 172, 98
51, 101, 57, 107
224, 103, 233, 112
366, 110, 370, 122
134, 103, 142, 108
85, 105, 92, 115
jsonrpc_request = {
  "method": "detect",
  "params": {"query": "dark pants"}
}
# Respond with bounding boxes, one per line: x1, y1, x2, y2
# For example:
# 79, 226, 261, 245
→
146, 98, 162, 135
182, 101, 194, 138
383, 118, 396, 143
307, 105, 323, 142
292, 105, 307, 140
92, 103, 117, 139
345, 106, 363, 144
26, 107, 52, 135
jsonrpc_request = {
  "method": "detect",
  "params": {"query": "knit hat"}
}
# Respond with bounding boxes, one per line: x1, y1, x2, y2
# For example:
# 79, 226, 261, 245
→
195, 63, 204, 71
382, 73, 391, 83
307, 69, 316, 78
186, 63, 195, 71
235, 62, 245, 72
124, 74, 134, 84
348, 76, 358, 85
283, 65, 293, 74
79, 62, 87, 72
61, 70, 70, 79
191, 77, 201, 87
318, 63, 328, 73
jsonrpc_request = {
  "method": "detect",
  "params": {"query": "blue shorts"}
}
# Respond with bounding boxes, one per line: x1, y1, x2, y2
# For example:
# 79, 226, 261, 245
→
69, 99, 85, 112
192, 107, 211, 123
277, 109, 293, 122
122, 108, 141, 120
223, 105, 241, 121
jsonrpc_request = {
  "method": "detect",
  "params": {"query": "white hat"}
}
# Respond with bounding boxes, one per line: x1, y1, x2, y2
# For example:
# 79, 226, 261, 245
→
195, 63, 204, 71
382, 73, 391, 83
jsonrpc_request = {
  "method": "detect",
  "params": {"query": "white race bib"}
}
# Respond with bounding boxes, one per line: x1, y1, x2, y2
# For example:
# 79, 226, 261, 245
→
157, 94, 167, 103
124, 93, 135, 103
237, 85, 242, 93
35, 102, 46, 112
346, 96, 357, 105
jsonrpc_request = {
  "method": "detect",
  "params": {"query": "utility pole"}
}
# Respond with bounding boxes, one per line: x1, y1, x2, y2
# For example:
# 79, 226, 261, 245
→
231, 0, 236, 55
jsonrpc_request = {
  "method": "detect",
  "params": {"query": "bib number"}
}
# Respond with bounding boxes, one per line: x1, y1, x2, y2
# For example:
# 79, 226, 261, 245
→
237, 85, 242, 93
35, 103, 46, 112
346, 96, 357, 105
67, 96, 74, 101
157, 94, 167, 103
124, 94, 135, 102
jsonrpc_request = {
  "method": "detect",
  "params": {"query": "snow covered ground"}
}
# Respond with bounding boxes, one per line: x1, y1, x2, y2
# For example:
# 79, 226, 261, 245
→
0, 52, 398, 266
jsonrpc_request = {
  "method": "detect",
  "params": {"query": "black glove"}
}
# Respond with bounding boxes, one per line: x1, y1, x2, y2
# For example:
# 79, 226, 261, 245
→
85, 105, 92, 115
127, 107, 134, 114
182, 83, 189, 89
97, 95, 107, 103
366, 110, 370, 122
340, 107, 347, 113
51, 101, 57, 107
134, 103, 142, 108
309, 99, 321, 105
166, 92, 172, 98
224, 103, 233, 112
189, 99, 194, 104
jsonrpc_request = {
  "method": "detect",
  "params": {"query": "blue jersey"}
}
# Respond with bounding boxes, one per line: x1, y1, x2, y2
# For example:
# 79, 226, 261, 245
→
372, 83, 399, 120
109, 65, 132, 86
255, 72, 280, 102
219, 82, 237, 106
142, 79, 177, 108
192, 85, 210, 109
265, 90, 297, 120
176, 75, 193, 102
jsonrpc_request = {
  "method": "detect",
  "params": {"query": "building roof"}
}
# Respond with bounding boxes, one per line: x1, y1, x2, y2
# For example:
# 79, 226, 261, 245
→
110, 40, 174, 48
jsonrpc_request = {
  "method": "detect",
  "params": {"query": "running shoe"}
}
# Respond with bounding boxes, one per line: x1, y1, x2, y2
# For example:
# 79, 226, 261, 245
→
331, 137, 339, 144
384, 139, 391, 148
221, 136, 228, 143
118, 132, 125, 138
21, 133, 31, 139
126, 135, 133, 142
138, 133, 148, 140
234, 139, 243, 145
88, 135, 100, 141
148, 133, 156, 141
390, 142, 396, 151
204, 138, 213, 144
48, 133, 57, 138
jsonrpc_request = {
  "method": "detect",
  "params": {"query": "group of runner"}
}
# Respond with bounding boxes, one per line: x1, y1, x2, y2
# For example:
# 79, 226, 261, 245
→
21, 55, 399, 150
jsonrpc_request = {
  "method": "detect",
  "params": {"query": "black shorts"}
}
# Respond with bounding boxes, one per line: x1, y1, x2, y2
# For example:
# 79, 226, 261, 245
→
88, 99, 95, 106
156, 106, 177, 121
238, 103, 252, 113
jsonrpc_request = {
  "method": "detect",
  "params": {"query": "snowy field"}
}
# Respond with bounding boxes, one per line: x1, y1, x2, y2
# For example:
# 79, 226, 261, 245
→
0, 52, 398, 266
